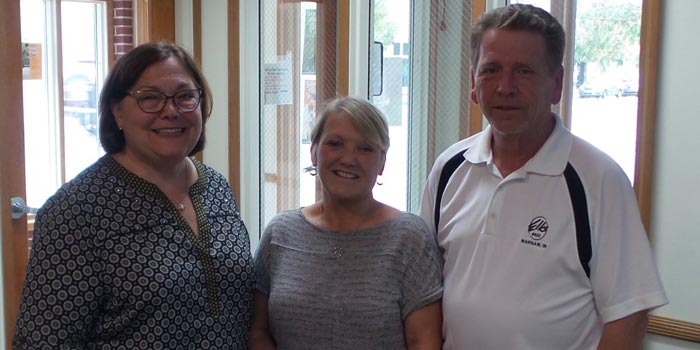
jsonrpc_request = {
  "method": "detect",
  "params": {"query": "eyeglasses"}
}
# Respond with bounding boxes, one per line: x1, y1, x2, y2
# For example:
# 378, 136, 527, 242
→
127, 89, 202, 113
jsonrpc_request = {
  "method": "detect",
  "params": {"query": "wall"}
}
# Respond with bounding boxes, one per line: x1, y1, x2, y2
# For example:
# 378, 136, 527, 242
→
113, 0, 134, 59
199, 1, 229, 179
645, 0, 700, 349
174, 0, 261, 245
172, 0, 229, 177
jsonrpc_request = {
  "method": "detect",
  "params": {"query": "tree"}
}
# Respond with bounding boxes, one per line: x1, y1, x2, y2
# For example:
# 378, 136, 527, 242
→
373, 0, 398, 47
302, 9, 317, 75
574, 1, 641, 84
302, 1, 397, 75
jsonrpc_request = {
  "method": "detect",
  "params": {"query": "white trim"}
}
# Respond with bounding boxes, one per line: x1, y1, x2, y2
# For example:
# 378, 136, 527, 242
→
239, 0, 261, 247
200, 0, 229, 178
407, 0, 430, 213
348, 1, 370, 98
174, 0, 194, 54
488, 0, 507, 10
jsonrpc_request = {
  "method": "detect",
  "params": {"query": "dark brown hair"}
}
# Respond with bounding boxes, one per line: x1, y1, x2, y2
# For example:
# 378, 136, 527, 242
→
98, 41, 213, 155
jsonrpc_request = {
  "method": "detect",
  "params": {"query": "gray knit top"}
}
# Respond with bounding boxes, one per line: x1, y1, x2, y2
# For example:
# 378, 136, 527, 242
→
255, 209, 443, 350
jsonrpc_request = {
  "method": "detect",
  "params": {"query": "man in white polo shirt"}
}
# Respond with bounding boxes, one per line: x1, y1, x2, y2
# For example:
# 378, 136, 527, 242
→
419, 4, 667, 349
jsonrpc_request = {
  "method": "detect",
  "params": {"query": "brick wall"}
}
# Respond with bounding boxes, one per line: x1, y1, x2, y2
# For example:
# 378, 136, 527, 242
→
113, 0, 134, 60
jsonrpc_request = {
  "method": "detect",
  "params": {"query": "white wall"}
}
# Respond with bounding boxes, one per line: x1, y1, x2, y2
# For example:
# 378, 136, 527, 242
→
200, 0, 229, 178
174, 0, 194, 53
238, 1, 262, 247
645, 0, 700, 349
175, 1, 261, 245
174, 0, 227, 179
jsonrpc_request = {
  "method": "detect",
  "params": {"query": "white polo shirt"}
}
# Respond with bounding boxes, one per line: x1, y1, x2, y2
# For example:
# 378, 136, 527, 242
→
419, 116, 667, 350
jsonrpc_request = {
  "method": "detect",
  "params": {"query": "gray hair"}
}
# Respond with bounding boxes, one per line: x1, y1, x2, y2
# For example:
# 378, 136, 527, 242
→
471, 4, 565, 72
310, 96, 390, 154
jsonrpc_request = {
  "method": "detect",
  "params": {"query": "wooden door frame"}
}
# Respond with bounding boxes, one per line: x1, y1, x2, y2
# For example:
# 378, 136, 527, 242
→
148, 0, 175, 42
0, 1, 122, 346
0, 0, 30, 346
259, 0, 342, 209
227, 0, 241, 200
275, 1, 302, 212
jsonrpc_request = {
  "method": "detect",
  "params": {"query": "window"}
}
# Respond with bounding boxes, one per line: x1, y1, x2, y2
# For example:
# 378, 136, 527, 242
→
368, 0, 476, 213
21, 0, 109, 210
511, 0, 643, 183
252, 0, 476, 231
258, 1, 339, 228
569, 0, 641, 182
369, 0, 412, 211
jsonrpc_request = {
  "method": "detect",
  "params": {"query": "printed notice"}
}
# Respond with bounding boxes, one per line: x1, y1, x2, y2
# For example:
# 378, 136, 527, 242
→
264, 52, 292, 105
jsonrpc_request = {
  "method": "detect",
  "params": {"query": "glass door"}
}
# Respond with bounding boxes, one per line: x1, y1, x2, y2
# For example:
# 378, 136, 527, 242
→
368, 0, 475, 213
60, 1, 108, 182
256, 0, 475, 229
0, 0, 108, 343
369, 0, 411, 211
22, 0, 108, 210
259, 0, 338, 228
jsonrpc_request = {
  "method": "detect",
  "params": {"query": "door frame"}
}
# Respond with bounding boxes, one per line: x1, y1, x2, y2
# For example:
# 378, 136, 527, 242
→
0, 0, 117, 345
0, 0, 30, 346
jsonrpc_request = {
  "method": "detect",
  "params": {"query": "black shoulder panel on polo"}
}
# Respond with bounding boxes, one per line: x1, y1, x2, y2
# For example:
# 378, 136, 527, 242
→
563, 162, 592, 278
434, 148, 469, 232
433, 153, 593, 279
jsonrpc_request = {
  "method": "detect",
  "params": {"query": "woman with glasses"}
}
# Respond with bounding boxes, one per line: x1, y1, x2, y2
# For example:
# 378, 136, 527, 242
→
13, 42, 254, 349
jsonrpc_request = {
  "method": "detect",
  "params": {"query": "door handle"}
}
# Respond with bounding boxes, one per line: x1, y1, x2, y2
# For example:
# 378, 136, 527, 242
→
10, 197, 38, 219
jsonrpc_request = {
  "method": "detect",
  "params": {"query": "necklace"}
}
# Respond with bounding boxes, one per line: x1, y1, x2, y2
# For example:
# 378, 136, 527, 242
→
174, 160, 193, 212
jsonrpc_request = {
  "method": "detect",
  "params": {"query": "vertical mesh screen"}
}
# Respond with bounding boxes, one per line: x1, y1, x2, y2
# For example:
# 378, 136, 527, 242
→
258, 0, 475, 227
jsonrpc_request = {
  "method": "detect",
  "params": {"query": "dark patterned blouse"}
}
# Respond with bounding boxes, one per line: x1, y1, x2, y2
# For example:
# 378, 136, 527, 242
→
13, 155, 254, 349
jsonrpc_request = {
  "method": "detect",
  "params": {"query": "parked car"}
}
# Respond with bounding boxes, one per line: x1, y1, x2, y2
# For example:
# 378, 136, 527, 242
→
64, 74, 95, 108
620, 78, 639, 96
578, 78, 624, 98
64, 73, 98, 134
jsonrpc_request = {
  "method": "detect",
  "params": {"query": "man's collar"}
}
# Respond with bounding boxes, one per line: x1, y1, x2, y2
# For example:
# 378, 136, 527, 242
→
464, 114, 573, 176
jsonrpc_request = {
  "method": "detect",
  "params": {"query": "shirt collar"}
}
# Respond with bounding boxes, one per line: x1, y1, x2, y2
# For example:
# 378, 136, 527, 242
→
464, 114, 573, 176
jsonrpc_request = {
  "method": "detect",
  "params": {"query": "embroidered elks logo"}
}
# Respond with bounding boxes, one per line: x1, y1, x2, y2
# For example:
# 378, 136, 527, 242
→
528, 216, 549, 241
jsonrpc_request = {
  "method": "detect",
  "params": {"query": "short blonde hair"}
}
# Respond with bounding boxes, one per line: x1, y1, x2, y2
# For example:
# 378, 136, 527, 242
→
310, 96, 390, 154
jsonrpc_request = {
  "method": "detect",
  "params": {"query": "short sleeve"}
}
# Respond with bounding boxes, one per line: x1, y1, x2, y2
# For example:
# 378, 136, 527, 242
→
399, 215, 444, 319
589, 167, 668, 322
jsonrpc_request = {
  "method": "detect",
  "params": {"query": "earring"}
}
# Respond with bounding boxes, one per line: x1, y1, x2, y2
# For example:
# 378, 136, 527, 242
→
376, 174, 384, 186
305, 165, 317, 176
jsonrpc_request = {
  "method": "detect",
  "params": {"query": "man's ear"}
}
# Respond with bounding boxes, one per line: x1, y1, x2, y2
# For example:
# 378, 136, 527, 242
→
551, 65, 564, 105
